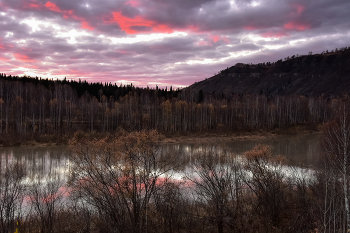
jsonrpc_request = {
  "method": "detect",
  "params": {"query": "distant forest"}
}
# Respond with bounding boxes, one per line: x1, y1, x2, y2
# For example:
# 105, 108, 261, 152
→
0, 66, 348, 144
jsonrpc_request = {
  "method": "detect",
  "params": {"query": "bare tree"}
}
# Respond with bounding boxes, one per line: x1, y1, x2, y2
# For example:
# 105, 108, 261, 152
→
153, 180, 186, 233
187, 149, 243, 233
0, 162, 26, 233
28, 174, 65, 233
69, 130, 175, 233
322, 104, 350, 232
243, 144, 287, 232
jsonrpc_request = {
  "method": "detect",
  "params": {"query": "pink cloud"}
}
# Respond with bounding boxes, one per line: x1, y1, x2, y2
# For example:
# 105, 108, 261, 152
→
50, 71, 71, 76
291, 3, 305, 16
82, 21, 94, 30
187, 25, 199, 32
29, 3, 40, 8
261, 31, 289, 38
63, 10, 83, 20
284, 21, 311, 31
196, 40, 210, 46
54, 9, 92, 31
13, 53, 36, 62
212, 35, 220, 43
71, 14, 84, 21
63, 10, 73, 18
108, 12, 173, 34
125, 0, 140, 7
209, 35, 230, 44
296, 5, 305, 15
21, 64, 39, 69
69, 70, 89, 76
0, 2, 8, 11
154, 24, 173, 34
222, 36, 230, 43
45, 1, 61, 12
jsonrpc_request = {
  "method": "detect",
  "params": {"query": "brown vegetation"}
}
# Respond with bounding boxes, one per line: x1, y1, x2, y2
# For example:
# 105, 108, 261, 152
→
2, 102, 350, 232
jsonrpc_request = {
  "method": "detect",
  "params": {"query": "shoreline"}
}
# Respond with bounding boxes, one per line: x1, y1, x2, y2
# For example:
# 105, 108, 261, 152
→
162, 130, 320, 144
0, 126, 320, 147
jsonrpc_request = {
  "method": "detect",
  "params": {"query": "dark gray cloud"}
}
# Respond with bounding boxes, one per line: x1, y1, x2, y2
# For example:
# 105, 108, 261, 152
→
0, 0, 349, 87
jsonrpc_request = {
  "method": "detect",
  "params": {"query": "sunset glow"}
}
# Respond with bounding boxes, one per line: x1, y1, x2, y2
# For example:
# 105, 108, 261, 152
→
0, 0, 349, 87
45, 1, 61, 12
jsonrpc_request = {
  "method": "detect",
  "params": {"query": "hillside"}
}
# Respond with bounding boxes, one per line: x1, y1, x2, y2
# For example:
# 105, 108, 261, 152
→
189, 48, 350, 97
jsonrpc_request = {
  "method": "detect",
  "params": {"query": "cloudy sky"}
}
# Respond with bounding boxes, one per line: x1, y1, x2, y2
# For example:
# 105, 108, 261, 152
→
0, 0, 349, 88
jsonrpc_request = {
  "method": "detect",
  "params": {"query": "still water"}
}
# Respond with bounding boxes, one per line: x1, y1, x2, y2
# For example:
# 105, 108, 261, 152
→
0, 133, 320, 182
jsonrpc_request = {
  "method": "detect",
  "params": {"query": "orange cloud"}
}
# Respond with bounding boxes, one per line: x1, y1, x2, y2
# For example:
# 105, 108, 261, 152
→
109, 12, 173, 34
45, 1, 61, 12
82, 21, 94, 30
14, 54, 36, 62
284, 22, 310, 31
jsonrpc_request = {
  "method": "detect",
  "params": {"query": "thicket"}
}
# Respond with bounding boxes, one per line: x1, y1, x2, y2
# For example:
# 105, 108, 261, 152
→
1, 118, 350, 233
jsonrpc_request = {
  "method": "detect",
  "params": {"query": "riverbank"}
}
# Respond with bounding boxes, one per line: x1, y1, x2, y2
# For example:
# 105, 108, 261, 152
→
0, 125, 321, 147
162, 125, 321, 144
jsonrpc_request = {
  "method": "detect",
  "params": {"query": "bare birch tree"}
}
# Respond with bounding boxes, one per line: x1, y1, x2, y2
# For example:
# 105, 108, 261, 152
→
322, 104, 350, 232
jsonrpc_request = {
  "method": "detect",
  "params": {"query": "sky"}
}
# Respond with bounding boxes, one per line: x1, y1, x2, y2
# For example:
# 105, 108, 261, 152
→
0, 0, 349, 88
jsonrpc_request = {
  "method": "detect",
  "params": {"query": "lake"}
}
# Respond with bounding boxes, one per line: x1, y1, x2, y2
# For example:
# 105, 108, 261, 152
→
0, 133, 320, 183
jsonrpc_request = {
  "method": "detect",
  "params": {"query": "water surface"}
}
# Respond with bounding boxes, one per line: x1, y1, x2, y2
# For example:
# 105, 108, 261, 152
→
0, 133, 320, 181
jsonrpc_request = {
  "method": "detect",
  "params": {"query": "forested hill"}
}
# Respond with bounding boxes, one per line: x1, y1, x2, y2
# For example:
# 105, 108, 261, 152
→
189, 47, 350, 97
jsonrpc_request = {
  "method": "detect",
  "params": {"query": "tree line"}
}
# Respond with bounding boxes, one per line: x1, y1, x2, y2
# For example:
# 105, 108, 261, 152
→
0, 74, 343, 145
2, 112, 350, 233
